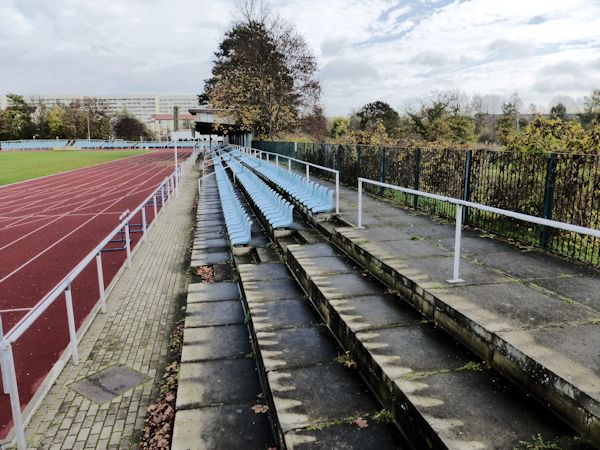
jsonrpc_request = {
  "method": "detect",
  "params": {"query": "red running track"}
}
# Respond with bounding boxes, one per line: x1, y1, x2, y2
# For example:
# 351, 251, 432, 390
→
0, 149, 191, 438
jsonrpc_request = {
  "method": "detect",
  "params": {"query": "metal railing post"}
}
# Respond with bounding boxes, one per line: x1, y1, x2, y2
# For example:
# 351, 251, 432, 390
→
379, 147, 386, 196
335, 172, 340, 214
463, 149, 473, 224
414, 148, 421, 209
96, 253, 106, 314
447, 205, 465, 284
357, 179, 363, 228
306, 164, 310, 181
0, 317, 8, 393
160, 184, 165, 207
276, 154, 279, 167
141, 208, 147, 242
288, 158, 292, 171
153, 195, 158, 220
64, 285, 79, 364
125, 224, 132, 268
541, 153, 557, 248
1, 341, 26, 450
174, 142, 179, 198
357, 146, 362, 181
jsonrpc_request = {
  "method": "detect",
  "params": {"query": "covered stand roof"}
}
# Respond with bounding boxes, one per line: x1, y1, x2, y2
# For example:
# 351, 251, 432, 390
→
189, 107, 247, 136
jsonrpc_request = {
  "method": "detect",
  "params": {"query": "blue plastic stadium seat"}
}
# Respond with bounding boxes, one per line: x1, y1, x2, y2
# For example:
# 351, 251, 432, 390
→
224, 154, 294, 229
212, 153, 252, 246
228, 150, 334, 214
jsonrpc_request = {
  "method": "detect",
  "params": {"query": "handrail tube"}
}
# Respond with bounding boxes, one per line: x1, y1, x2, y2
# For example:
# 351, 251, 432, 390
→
358, 176, 600, 283
358, 177, 600, 239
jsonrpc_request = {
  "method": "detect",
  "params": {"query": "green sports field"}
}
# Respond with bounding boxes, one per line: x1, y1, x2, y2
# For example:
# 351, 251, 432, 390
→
0, 150, 149, 186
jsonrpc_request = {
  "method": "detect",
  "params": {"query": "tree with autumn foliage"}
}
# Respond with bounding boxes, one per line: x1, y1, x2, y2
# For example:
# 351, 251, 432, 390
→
201, 0, 321, 139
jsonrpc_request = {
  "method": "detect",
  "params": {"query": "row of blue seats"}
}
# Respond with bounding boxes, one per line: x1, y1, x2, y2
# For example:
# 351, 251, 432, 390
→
233, 152, 334, 214
226, 155, 294, 229
212, 153, 252, 246
0, 140, 67, 149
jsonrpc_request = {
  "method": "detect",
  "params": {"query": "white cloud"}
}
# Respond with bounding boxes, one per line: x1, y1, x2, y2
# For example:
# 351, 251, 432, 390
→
1, 0, 600, 115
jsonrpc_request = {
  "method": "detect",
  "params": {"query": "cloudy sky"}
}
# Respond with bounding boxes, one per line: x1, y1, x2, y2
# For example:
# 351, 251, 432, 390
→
1, 0, 600, 115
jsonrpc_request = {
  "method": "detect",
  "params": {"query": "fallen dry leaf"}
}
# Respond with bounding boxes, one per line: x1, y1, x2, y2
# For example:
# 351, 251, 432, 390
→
352, 417, 369, 429
251, 404, 269, 414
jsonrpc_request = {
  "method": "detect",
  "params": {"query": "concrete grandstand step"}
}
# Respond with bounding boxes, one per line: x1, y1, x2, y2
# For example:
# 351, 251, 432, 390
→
285, 241, 585, 449
172, 281, 274, 449
237, 261, 408, 449
172, 160, 274, 449
331, 224, 600, 444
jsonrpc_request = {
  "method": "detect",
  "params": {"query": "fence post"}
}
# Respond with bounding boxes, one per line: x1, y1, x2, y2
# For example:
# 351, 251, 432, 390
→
0, 317, 8, 393
1, 341, 26, 450
462, 149, 473, 224
541, 153, 557, 248
96, 253, 106, 314
125, 224, 132, 268
357, 179, 363, 228
141, 208, 147, 242
379, 147, 386, 196
64, 285, 79, 365
414, 148, 421, 209
357, 146, 362, 181
447, 205, 465, 284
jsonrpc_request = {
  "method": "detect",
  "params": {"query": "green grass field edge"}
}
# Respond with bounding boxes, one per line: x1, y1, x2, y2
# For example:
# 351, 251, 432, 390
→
0, 150, 150, 186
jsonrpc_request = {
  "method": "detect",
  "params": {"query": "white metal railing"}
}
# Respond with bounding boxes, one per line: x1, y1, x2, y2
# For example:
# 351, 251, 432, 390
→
0, 145, 201, 449
230, 145, 340, 214
357, 177, 600, 284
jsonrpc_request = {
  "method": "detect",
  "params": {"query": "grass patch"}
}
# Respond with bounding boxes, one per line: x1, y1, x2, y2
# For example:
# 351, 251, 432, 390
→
0, 149, 148, 185
373, 409, 395, 424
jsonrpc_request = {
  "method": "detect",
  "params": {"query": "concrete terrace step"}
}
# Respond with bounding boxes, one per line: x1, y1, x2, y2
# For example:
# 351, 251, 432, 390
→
237, 261, 408, 449
172, 281, 273, 449
285, 241, 583, 449
172, 162, 275, 449
330, 223, 600, 445
255, 167, 600, 446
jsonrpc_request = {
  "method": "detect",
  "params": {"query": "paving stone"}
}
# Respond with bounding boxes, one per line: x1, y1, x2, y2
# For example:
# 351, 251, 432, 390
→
329, 294, 421, 332
69, 365, 148, 404
238, 263, 291, 282
285, 421, 406, 449
287, 243, 343, 258
533, 274, 600, 312
182, 325, 251, 362
176, 359, 262, 410
187, 281, 239, 302
256, 325, 339, 372
192, 237, 228, 250
395, 369, 575, 449
249, 298, 317, 332
431, 282, 598, 331
293, 256, 356, 277
311, 272, 381, 299
472, 249, 582, 279
268, 363, 379, 432
172, 403, 273, 450
190, 251, 230, 266
356, 323, 474, 379
243, 278, 305, 304
185, 300, 244, 327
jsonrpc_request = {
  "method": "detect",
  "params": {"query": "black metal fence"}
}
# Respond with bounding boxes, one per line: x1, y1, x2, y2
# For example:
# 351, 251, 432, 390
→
252, 140, 600, 267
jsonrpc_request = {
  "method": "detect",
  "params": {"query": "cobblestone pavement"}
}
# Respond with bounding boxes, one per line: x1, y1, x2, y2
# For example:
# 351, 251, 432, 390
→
23, 168, 198, 450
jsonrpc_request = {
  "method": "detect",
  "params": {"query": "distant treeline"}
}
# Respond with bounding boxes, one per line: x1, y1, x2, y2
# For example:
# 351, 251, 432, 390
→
0, 94, 153, 141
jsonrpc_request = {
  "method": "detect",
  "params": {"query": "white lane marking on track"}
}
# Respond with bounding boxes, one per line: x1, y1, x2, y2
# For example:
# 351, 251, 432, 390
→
0, 158, 173, 252
0, 171, 170, 283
